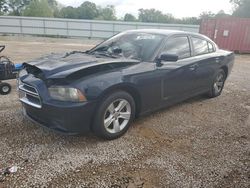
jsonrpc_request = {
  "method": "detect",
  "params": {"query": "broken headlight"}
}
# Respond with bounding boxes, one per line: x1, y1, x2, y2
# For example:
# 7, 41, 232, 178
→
48, 86, 87, 102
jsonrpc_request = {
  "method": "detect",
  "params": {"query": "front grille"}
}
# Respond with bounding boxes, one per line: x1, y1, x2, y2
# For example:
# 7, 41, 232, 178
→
19, 81, 42, 108
23, 84, 37, 94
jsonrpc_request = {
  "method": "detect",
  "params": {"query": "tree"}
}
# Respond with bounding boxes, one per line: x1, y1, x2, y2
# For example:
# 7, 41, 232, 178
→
59, 6, 78, 19
47, 0, 59, 17
230, 0, 250, 17
97, 5, 116, 20
215, 10, 230, 18
0, 0, 8, 15
178, 17, 200, 25
0, 0, 207, 25
77, 1, 99, 19
5, 0, 30, 16
47, 0, 57, 7
230, 0, 244, 6
199, 11, 215, 19
23, 0, 53, 17
124, 13, 136, 22
138, 9, 174, 23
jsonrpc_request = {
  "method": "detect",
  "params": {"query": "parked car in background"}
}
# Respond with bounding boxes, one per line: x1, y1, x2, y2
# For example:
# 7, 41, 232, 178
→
18, 29, 234, 139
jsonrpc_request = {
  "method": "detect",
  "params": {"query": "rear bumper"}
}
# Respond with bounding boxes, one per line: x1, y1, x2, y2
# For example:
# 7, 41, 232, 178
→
22, 100, 97, 135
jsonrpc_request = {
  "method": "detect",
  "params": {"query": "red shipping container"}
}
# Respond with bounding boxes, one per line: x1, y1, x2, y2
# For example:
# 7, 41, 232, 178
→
200, 17, 250, 53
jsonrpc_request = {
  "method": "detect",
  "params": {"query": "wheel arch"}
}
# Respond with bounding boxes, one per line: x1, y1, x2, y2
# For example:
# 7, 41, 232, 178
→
97, 83, 142, 116
220, 66, 228, 78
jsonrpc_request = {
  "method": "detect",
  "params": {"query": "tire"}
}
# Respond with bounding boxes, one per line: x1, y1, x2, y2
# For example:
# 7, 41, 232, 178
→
0, 83, 11, 95
207, 69, 226, 98
93, 91, 136, 140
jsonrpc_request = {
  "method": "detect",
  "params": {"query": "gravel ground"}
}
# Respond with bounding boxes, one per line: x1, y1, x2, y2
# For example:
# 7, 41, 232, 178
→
0, 36, 249, 188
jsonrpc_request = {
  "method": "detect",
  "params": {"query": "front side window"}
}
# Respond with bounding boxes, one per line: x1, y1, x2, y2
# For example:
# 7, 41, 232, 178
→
162, 36, 191, 59
90, 32, 164, 61
191, 37, 209, 56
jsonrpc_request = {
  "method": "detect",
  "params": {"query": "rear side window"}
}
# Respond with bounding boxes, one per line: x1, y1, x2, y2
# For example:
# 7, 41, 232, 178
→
162, 36, 191, 59
191, 37, 209, 56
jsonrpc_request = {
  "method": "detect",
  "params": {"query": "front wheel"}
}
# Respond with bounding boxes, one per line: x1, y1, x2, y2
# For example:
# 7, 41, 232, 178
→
207, 69, 226, 98
93, 91, 135, 140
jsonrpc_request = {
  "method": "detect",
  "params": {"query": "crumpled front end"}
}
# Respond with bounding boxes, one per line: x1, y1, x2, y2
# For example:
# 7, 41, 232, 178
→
18, 73, 97, 134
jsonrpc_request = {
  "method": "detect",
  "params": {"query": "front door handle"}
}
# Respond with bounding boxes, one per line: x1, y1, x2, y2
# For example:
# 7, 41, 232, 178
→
189, 64, 198, 71
215, 57, 221, 63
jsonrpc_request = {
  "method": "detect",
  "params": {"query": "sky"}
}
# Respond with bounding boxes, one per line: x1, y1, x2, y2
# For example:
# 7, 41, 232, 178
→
56, 0, 233, 18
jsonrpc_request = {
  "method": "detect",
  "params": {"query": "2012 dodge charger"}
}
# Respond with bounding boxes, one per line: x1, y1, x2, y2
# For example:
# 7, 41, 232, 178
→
18, 29, 234, 139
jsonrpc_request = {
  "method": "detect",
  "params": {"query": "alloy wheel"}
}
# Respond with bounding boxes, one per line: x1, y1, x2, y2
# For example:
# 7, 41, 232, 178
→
103, 99, 131, 134
213, 73, 225, 94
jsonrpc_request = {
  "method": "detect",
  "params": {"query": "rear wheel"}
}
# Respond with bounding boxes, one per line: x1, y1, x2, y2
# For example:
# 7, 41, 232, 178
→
0, 83, 11, 95
207, 69, 226, 98
93, 91, 135, 140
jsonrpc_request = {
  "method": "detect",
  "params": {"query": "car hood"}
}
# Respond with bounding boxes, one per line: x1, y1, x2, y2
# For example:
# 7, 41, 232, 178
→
23, 52, 139, 79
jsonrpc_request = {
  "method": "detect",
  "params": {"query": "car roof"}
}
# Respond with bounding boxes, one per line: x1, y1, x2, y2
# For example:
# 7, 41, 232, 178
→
124, 29, 215, 44
124, 29, 207, 38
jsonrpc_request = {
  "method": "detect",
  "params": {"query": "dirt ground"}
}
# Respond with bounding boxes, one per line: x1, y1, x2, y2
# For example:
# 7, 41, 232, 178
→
0, 36, 249, 188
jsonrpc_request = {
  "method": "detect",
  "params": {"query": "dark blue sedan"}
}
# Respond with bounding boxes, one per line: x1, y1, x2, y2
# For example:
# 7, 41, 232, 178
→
18, 29, 235, 139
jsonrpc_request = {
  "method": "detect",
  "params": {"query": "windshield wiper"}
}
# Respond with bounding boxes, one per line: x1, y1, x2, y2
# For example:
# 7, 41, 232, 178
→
92, 50, 118, 58
130, 57, 142, 61
63, 50, 86, 58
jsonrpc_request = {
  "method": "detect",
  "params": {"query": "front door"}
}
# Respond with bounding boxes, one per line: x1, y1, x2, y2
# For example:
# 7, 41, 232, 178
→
156, 35, 198, 104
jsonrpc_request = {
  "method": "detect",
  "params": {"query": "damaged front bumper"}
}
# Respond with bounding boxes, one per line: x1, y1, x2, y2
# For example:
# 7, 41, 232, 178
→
21, 100, 97, 135
18, 75, 97, 135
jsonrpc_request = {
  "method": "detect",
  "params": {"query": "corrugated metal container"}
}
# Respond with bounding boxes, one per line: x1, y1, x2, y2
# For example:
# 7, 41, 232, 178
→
200, 17, 250, 53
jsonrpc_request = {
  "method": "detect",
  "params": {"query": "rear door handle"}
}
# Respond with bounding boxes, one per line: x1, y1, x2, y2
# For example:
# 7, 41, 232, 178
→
189, 64, 198, 71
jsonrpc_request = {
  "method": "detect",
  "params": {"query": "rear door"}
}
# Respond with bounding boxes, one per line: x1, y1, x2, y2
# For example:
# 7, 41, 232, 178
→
189, 36, 222, 91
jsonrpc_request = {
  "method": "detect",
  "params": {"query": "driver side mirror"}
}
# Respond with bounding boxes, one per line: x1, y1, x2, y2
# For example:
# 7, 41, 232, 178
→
159, 53, 179, 62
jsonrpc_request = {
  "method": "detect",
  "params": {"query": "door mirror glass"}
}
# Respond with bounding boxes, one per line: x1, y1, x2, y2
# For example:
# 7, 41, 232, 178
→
159, 53, 179, 62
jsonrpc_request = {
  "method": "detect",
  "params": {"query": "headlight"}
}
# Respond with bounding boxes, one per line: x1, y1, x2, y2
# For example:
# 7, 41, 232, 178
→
18, 68, 27, 78
48, 86, 87, 102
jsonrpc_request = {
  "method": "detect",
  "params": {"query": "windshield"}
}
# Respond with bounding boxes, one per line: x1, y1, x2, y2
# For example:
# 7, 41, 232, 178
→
89, 32, 164, 61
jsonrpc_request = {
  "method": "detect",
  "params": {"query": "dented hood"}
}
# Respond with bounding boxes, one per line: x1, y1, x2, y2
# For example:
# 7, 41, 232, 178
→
24, 53, 138, 79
